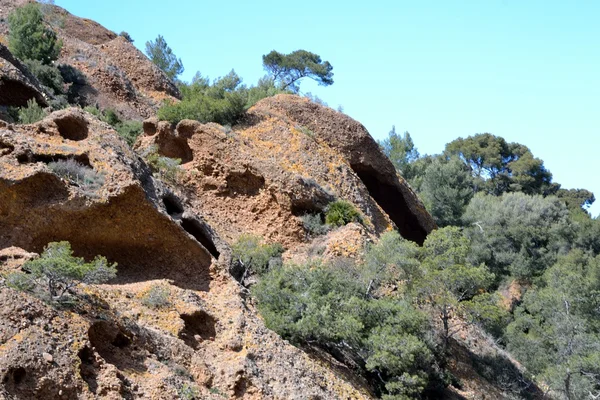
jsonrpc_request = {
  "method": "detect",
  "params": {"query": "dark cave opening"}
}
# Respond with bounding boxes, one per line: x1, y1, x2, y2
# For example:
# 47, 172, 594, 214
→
16, 152, 91, 167
178, 310, 217, 349
162, 194, 184, 216
352, 165, 427, 244
180, 217, 220, 260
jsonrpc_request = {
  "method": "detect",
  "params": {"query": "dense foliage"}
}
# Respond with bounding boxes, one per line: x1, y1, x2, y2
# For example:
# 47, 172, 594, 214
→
157, 71, 287, 125
376, 127, 600, 399
8, 2, 62, 65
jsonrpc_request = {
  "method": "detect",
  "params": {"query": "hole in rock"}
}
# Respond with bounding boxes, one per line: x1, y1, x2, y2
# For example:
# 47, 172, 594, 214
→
112, 332, 131, 348
178, 311, 216, 349
180, 218, 220, 259
54, 114, 89, 141
156, 137, 193, 163
78, 346, 98, 394
16, 152, 91, 167
3, 367, 27, 389
0, 81, 45, 107
11, 367, 26, 385
234, 376, 251, 398
88, 321, 145, 373
352, 165, 427, 244
0, 140, 14, 156
225, 169, 265, 196
163, 195, 184, 216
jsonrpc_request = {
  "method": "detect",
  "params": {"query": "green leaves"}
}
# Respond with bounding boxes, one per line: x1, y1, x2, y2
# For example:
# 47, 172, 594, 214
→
263, 49, 334, 93
230, 234, 283, 285
145, 35, 184, 80
463, 192, 573, 279
8, 3, 62, 65
8, 241, 116, 302
379, 127, 420, 178
419, 156, 474, 227
444, 133, 556, 196
324, 200, 362, 227
506, 251, 600, 398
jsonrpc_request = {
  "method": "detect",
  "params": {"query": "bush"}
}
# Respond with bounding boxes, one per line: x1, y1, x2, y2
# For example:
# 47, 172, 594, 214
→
119, 31, 134, 43
230, 234, 283, 284
24, 58, 64, 95
18, 99, 46, 124
58, 64, 87, 105
115, 120, 143, 147
141, 284, 170, 309
158, 71, 288, 126
5, 271, 36, 292
178, 383, 199, 400
142, 145, 182, 183
8, 2, 62, 64
103, 108, 121, 127
301, 213, 329, 237
253, 260, 440, 398
83, 106, 103, 119
48, 159, 104, 195
10, 241, 117, 302
324, 200, 361, 227
158, 71, 246, 125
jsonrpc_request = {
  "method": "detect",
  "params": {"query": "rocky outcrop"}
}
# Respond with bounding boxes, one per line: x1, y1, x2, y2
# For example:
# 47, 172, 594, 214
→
0, 108, 371, 399
0, 1, 180, 120
0, 44, 49, 107
251, 95, 436, 243
137, 95, 435, 248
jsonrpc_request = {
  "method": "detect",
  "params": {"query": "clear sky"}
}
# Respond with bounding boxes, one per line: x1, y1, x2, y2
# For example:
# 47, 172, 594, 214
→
56, 0, 600, 215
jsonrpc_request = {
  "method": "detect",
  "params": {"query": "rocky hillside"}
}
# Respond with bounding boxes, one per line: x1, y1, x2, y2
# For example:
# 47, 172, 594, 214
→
0, 2, 542, 399
0, 0, 179, 118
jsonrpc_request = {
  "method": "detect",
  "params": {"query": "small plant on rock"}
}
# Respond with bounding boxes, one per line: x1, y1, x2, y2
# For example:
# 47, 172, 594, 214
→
18, 99, 46, 124
6, 241, 117, 302
324, 200, 362, 227
178, 382, 199, 400
143, 145, 182, 183
48, 159, 104, 196
301, 213, 329, 237
230, 234, 283, 285
142, 284, 171, 309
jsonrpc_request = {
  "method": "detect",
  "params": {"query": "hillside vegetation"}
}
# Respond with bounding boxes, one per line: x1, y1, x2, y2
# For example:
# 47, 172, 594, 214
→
0, 2, 598, 400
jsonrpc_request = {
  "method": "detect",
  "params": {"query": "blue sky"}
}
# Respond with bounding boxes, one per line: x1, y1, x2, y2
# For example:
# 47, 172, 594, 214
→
56, 0, 600, 215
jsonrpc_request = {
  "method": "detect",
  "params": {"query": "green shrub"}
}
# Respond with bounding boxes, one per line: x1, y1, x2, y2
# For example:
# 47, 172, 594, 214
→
253, 260, 440, 398
158, 71, 246, 126
11, 241, 116, 302
142, 284, 170, 309
324, 200, 361, 227
178, 383, 199, 400
119, 31, 134, 43
58, 64, 87, 105
301, 213, 329, 237
48, 159, 104, 196
142, 145, 181, 183
103, 108, 121, 127
5, 271, 36, 292
8, 2, 62, 65
158, 71, 287, 126
114, 121, 143, 146
18, 99, 46, 124
24, 58, 64, 95
83, 106, 103, 119
230, 234, 283, 284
